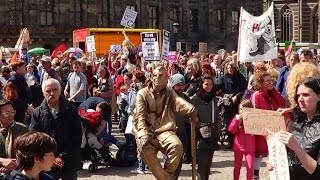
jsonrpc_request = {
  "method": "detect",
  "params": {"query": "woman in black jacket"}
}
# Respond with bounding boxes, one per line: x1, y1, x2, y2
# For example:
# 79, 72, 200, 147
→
276, 77, 320, 180
215, 62, 247, 148
191, 75, 221, 180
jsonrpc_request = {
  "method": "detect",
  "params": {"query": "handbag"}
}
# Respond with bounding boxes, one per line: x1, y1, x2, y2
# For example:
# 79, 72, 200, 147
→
199, 124, 213, 139
223, 94, 233, 107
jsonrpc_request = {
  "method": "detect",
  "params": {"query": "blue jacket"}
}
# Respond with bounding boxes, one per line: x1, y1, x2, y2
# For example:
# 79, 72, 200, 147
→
276, 66, 290, 96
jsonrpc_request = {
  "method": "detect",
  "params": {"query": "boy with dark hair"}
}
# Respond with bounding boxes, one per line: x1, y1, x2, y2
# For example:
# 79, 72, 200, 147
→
8, 132, 56, 180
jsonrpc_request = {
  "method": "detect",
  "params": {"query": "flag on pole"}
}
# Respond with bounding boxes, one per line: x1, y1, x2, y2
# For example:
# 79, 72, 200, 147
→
11, 52, 19, 63
51, 43, 67, 58
285, 40, 294, 57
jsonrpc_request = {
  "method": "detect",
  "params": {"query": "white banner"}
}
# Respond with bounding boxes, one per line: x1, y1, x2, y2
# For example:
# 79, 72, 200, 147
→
141, 32, 160, 61
120, 8, 138, 28
238, 2, 277, 62
162, 30, 170, 60
86, 36, 96, 53
267, 132, 290, 180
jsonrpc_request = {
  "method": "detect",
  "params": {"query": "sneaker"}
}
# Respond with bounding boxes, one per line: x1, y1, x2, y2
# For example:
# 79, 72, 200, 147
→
253, 175, 259, 180
137, 169, 145, 174
130, 169, 145, 174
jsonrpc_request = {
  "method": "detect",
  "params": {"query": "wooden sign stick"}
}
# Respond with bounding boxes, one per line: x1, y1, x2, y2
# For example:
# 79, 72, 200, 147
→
191, 120, 197, 180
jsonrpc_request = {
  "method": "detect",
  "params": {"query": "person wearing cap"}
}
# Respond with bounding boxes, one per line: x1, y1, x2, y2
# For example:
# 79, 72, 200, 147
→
169, 74, 191, 180
25, 63, 40, 83
39, 56, 61, 85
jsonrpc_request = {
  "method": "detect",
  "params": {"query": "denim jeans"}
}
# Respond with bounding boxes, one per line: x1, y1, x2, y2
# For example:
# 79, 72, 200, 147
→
119, 99, 129, 131
106, 116, 112, 136
99, 128, 118, 145
137, 152, 146, 171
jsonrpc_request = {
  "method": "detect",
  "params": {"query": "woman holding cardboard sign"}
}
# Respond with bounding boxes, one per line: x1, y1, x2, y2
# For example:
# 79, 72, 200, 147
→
271, 64, 320, 180
250, 72, 285, 180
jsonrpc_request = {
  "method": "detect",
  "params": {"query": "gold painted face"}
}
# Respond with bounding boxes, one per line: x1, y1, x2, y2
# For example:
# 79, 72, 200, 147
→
152, 66, 168, 92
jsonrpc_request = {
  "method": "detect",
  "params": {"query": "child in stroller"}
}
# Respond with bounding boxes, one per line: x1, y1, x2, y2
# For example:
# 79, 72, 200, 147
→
79, 108, 116, 172
79, 108, 137, 172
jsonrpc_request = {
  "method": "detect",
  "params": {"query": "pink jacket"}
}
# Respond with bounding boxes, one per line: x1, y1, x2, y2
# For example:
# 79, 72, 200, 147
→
250, 87, 285, 155
228, 117, 255, 152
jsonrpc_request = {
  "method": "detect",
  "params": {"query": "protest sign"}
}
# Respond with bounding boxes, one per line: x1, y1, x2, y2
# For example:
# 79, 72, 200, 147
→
161, 30, 170, 60
120, 8, 138, 28
141, 32, 160, 61
110, 45, 122, 53
199, 42, 207, 55
242, 108, 286, 136
167, 51, 177, 63
267, 132, 290, 180
86, 36, 96, 53
237, 2, 277, 62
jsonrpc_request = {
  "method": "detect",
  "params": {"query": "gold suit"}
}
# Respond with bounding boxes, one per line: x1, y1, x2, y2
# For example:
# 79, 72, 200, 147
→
134, 86, 197, 180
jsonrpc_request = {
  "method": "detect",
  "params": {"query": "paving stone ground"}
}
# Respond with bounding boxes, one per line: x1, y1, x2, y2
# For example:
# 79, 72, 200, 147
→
78, 119, 269, 180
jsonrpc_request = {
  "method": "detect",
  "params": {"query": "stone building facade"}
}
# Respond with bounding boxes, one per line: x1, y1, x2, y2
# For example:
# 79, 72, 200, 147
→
263, 0, 319, 44
0, 0, 263, 53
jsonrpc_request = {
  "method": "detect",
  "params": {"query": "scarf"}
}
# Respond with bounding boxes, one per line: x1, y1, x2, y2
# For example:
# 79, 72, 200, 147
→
0, 122, 14, 158
197, 89, 214, 103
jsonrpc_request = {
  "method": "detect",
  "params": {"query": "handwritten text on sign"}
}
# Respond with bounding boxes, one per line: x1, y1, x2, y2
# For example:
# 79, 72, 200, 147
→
120, 8, 138, 28
86, 36, 96, 53
242, 108, 286, 136
267, 132, 290, 180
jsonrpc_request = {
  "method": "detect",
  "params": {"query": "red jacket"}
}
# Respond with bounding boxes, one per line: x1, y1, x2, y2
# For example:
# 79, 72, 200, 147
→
228, 117, 255, 152
115, 75, 124, 96
250, 87, 285, 155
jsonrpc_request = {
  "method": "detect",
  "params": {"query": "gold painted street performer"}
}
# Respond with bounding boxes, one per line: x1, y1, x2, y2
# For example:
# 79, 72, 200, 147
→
133, 64, 198, 180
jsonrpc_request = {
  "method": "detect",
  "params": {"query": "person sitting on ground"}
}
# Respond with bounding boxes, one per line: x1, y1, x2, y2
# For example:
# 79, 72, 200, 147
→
8, 132, 56, 180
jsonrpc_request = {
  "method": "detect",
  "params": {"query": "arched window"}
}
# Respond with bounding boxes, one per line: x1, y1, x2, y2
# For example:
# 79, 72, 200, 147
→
280, 5, 293, 42
312, 6, 318, 43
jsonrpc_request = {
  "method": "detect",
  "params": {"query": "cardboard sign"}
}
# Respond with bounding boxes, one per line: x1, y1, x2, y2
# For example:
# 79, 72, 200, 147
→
242, 108, 286, 136
199, 42, 207, 55
141, 32, 160, 61
167, 51, 177, 63
161, 30, 170, 60
120, 8, 138, 28
86, 36, 96, 52
267, 132, 290, 180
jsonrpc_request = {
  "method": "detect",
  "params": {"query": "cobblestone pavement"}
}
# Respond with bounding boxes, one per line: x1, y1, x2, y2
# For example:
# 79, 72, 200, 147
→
78, 120, 269, 180
78, 149, 269, 180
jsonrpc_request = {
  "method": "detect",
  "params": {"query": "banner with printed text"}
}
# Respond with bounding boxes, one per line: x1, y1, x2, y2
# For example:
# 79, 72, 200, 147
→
238, 2, 277, 62
161, 30, 170, 60
141, 32, 160, 61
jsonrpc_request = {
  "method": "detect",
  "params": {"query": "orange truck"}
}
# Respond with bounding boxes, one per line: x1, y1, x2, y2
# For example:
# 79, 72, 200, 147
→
73, 28, 162, 57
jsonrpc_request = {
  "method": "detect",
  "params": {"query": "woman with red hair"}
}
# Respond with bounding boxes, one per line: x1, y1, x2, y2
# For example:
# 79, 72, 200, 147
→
201, 62, 216, 79
3, 82, 34, 124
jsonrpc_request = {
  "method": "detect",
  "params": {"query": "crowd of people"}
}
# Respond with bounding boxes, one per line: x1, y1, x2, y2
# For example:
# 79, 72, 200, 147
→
0, 36, 320, 180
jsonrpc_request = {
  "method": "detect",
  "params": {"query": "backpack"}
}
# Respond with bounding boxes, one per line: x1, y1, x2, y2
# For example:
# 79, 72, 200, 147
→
112, 134, 137, 167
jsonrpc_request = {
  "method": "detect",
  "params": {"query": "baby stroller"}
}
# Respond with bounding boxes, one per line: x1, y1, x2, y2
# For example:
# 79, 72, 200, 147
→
79, 109, 113, 173
79, 109, 138, 172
